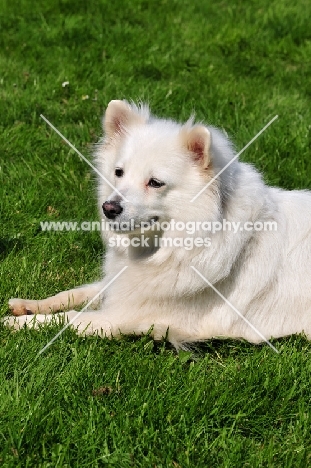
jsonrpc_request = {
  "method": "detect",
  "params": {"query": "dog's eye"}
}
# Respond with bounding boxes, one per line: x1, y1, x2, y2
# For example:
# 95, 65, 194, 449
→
147, 178, 165, 188
115, 168, 124, 178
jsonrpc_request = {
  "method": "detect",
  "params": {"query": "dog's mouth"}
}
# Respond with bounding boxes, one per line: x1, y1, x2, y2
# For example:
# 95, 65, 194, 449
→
107, 216, 160, 233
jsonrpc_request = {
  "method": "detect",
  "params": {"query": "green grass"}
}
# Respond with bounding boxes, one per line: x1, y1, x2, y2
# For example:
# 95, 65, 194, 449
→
1, 0, 311, 466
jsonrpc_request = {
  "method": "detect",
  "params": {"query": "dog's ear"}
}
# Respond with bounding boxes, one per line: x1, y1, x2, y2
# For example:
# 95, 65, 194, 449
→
104, 100, 146, 138
181, 125, 211, 169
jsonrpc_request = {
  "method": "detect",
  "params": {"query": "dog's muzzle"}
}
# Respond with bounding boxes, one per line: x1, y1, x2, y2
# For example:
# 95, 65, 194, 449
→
102, 200, 123, 220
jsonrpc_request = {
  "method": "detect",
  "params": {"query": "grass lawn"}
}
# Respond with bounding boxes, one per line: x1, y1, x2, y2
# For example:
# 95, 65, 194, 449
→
1, 0, 311, 466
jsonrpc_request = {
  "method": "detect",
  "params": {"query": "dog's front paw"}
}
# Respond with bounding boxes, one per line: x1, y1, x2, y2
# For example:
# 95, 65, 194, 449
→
3, 314, 35, 330
9, 298, 34, 316
3, 313, 58, 330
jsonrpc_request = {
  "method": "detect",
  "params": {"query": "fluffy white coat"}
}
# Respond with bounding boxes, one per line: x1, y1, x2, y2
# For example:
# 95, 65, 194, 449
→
7, 100, 311, 349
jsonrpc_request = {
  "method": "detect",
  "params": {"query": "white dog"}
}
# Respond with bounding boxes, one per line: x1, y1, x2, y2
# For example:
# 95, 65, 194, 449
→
7, 100, 311, 349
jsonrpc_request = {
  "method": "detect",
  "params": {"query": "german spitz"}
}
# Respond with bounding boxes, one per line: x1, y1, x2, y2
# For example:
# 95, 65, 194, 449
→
7, 100, 311, 349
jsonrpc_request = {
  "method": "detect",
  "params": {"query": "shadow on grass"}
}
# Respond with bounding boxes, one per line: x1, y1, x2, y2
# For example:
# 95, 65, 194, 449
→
0, 236, 26, 260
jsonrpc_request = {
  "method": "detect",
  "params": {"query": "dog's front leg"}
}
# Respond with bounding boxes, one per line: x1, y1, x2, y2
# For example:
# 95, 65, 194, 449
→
8, 282, 104, 316
4, 310, 114, 337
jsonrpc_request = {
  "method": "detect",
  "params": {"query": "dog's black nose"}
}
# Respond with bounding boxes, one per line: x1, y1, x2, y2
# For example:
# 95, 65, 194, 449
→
102, 200, 123, 220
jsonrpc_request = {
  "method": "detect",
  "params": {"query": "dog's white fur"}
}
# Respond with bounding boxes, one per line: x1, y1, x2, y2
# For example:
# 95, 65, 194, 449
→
7, 100, 311, 348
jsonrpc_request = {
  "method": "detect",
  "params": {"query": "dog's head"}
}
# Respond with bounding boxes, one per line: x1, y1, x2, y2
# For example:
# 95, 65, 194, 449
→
96, 100, 235, 234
